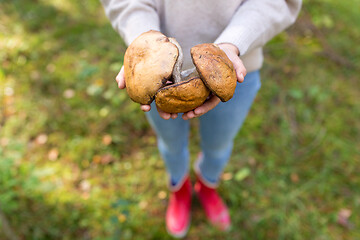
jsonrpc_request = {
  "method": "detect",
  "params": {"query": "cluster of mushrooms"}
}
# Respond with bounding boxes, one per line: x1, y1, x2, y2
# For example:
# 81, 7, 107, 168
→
124, 30, 237, 113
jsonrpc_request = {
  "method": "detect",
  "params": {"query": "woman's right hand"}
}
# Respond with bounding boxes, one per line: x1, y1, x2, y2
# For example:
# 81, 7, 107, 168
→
115, 66, 178, 120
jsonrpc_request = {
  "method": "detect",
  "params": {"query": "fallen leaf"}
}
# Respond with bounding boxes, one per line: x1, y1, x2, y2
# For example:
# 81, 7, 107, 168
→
0, 138, 9, 147
102, 134, 112, 145
235, 168, 251, 182
95, 78, 104, 86
92, 155, 102, 164
63, 89, 75, 99
4, 86, 14, 96
222, 172, 233, 181
248, 157, 256, 166
118, 213, 127, 223
337, 208, 353, 229
35, 134, 48, 145
157, 191, 167, 200
48, 148, 59, 161
79, 180, 91, 192
139, 200, 148, 209
101, 154, 114, 164
290, 173, 299, 183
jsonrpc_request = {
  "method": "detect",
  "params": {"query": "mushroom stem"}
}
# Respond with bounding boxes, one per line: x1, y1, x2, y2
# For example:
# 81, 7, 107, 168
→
181, 67, 197, 79
168, 38, 183, 83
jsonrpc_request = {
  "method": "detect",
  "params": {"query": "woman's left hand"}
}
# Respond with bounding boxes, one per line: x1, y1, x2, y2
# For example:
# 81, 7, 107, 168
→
182, 42, 247, 120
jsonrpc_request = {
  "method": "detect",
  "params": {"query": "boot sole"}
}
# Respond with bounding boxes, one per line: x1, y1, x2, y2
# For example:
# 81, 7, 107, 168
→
166, 216, 191, 239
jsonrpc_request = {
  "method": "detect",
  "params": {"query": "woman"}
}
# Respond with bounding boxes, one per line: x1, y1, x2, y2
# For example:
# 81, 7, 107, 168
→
100, 0, 302, 237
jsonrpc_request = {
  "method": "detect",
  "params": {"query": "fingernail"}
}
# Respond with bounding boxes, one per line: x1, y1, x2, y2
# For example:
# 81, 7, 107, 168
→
194, 109, 202, 115
240, 73, 244, 80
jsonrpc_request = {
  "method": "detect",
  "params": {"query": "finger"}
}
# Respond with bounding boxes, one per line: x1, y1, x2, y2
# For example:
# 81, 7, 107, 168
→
231, 57, 247, 83
237, 72, 244, 83
115, 66, 124, 82
217, 43, 247, 83
194, 96, 220, 115
140, 104, 151, 112
171, 113, 178, 119
182, 110, 195, 120
156, 106, 171, 120
116, 66, 126, 89
160, 112, 171, 120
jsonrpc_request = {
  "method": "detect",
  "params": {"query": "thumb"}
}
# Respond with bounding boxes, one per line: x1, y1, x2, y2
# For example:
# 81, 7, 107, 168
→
116, 66, 126, 89
229, 54, 247, 83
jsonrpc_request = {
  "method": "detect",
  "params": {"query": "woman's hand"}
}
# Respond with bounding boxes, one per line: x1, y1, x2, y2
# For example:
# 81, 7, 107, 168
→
182, 94, 220, 120
115, 66, 153, 111
181, 42, 247, 120
116, 66, 176, 119
217, 43, 247, 83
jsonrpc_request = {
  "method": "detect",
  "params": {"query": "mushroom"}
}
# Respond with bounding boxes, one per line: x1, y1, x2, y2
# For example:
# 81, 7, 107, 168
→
190, 43, 237, 102
123, 30, 179, 105
123, 30, 237, 113
155, 72, 210, 113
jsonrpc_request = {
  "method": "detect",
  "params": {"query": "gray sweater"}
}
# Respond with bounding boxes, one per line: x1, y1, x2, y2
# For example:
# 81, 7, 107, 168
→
100, 0, 302, 72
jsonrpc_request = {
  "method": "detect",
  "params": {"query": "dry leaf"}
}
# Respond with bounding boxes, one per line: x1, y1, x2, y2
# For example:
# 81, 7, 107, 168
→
4, 86, 14, 96
79, 180, 91, 192
102, 134, 112, 145
337, 208, 353, 229
157, 191, 167, 200
290, 173, 299, 183
101, 154, 114, 164
35, 134, 48, 145
48, 148, 59, 161
248, 157, 256, 166
118, 213, 127, 223
0, 138, 9, 147
139, 200, 148, 209
222, 172, 233, 181
92, 155, 102, 164
95, 78, 104, 86
63, 89, 75, 99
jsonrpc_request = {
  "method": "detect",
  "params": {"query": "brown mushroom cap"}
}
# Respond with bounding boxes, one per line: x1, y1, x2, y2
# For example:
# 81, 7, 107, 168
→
155, 77, 210, 113
191, 43, 237, 102
124, 30, 179, 104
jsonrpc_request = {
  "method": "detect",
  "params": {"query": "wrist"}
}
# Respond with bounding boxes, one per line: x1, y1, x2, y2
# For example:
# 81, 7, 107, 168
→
217, 43, 240, 56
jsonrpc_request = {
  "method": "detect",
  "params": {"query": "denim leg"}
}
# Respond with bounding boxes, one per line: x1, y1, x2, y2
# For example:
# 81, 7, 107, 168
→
145, 104, 190, 187
198, 71, 261, 185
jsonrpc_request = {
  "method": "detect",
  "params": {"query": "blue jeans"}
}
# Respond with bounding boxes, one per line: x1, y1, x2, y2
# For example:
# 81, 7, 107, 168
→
146, 71, 261, 187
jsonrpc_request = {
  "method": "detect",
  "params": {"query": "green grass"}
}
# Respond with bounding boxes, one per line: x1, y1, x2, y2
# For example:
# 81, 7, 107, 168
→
1, 0, 359, 239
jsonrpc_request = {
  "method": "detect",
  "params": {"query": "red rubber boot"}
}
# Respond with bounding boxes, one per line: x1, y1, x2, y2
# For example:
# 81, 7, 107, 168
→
194, 176, 231, 231
166, 177, 192, 238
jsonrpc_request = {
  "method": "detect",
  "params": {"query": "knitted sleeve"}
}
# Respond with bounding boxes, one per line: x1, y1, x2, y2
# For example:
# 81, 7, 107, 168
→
214, 0, 302, 56
100, 0, 160, 46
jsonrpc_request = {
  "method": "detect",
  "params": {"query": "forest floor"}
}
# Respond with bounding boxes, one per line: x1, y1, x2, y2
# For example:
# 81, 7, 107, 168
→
1, 0, 359, 239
